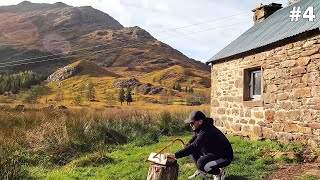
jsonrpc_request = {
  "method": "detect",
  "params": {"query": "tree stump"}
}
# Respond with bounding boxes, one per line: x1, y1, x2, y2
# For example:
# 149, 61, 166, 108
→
147, 159, 179, 180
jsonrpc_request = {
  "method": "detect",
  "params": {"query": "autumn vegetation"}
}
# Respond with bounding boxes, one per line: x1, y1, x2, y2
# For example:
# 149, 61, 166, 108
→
0, 105, 209, 179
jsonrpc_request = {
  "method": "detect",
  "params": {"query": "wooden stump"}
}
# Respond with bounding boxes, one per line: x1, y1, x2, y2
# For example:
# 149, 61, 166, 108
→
147, 159, 179, 180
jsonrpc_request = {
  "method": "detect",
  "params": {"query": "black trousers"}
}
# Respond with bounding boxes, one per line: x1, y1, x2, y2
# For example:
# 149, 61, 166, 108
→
191, 150, 232, 175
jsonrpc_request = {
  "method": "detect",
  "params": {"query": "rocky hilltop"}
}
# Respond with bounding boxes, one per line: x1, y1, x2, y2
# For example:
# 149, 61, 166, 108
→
0, 1, 209, 76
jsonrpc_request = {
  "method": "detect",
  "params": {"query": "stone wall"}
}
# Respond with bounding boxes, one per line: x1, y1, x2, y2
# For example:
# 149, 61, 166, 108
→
210, 33, 320, 147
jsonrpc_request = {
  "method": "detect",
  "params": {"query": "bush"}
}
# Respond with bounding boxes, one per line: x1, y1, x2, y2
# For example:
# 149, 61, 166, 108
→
159, 111, 171, 135
0, 143, 30, 180
132, 131, 160, 146
186, 91, 210, 106
20, 91, 36, 103
0, 105, 208, 178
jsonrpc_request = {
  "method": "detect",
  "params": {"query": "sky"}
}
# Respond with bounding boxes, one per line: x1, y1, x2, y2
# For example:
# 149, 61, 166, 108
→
0, 0, 290, 63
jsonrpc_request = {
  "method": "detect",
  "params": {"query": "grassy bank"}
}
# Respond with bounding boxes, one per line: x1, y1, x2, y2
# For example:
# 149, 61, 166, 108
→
0, 105, 309, 179
0, 105, 208, 179
24, 135, 304, 180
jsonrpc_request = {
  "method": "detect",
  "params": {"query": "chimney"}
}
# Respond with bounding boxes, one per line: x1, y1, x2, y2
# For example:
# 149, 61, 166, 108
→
252, 3, 282, 24
288, 0, 299, 5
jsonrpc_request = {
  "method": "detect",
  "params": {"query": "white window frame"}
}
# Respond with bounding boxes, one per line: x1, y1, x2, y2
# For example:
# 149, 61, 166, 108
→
249, 70, 261, 100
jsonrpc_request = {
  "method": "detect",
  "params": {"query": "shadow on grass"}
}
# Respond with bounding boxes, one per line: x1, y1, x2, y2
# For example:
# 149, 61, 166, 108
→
227, 175, 250, 180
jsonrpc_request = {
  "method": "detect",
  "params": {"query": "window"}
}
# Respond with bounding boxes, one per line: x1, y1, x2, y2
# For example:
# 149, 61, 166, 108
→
244, 67, 261, 101
250, 70, 261, 99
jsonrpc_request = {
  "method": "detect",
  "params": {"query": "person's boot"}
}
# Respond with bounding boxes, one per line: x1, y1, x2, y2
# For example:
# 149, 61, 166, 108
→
213, 169, 226, 180
188, 169, 206, 179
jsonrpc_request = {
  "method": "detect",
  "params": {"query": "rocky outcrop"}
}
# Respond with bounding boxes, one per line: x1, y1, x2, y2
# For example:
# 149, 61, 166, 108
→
135, 83, 163, 95
113, 78, 141, 89
113, 79, 163, 95
46, 65, 79, 83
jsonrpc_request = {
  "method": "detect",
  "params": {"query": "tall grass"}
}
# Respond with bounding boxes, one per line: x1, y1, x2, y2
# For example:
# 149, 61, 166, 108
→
0, 105, 209, 179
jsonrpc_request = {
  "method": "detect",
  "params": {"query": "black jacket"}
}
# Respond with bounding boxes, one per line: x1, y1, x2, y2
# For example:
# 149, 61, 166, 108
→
174, 118, 233, 160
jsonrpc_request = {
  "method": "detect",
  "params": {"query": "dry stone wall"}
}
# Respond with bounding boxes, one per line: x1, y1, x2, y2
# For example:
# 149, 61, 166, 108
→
211, 33, 320, 147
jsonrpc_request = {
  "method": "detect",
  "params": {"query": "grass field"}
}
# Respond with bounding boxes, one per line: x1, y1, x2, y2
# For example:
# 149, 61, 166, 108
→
0, 105, 314, 180
23, 135, 304, 180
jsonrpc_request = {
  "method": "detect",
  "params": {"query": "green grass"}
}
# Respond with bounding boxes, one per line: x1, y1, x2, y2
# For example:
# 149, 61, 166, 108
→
297, 174, 319, 180
23, 135, 298, 180
0, 106, 303, 180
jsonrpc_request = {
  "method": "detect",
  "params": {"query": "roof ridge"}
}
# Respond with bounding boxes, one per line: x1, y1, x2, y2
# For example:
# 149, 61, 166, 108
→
207, 0, 320, 64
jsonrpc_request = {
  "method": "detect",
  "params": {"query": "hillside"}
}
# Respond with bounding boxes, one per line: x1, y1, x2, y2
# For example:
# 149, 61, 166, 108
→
0, 1, 209, 74
0, 1, 124, 73
46, 60, 121, 82
142, 65, 211, 88
0, 1, 211, 106
42, 61, 210, 106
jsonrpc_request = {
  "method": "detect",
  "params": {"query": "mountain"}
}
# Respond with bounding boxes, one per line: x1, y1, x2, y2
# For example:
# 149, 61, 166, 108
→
0, 1, 209, 74
0, 1, 211, 105
46, 60, 121, 83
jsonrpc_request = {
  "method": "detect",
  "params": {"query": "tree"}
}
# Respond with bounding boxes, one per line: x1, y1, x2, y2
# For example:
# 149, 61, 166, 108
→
37, 83, 51, 104
176, 83, 181, 92
79, 83, 86, 99
189, 87, 194, 93
73, 94, 82, 105
30, 85, 44, 101
126, 88, 133, 105
20, 91, 36, 103
87, 81, 95, 101
106, 92, 116, 106
0, 71, 44, 95
172, 84, 176, 90
55, 88, 64, 102
73, 85, 83, 105
160, 89, 173, 105
118, 87, 125, 105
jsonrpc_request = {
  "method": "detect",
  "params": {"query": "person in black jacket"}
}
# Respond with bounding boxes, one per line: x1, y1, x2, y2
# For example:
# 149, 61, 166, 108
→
165, 110, 233, 180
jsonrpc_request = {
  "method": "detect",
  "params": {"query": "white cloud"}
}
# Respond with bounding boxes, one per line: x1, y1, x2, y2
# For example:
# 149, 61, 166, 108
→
0, 0, 291, 62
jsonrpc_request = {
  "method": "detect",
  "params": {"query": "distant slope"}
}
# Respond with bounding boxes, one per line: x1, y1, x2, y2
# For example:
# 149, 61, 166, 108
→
0, 1, 123, 38
74, 26, 210, 73
46, 60, 120, 82
142, 65, 211, 88
43, 61, 210, 106
70, 60, 121, 77
0, 1, 211, 105
0, 1, 209, 75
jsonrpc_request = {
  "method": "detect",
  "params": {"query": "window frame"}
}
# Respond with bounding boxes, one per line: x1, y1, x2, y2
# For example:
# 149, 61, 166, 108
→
249, 69, 261, 99
243, 66, 262, 101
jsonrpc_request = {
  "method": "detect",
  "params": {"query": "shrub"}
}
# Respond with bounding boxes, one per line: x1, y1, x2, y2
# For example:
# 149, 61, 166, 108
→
0, 105, 209, 178
186, 91, 210, 106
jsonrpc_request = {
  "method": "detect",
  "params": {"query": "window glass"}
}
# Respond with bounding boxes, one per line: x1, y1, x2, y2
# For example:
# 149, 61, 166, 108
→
253, 71, 261, 95
244, 67, 261, 101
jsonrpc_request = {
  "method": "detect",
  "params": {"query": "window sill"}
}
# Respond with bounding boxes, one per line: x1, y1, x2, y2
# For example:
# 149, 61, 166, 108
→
243, 99, 263, 107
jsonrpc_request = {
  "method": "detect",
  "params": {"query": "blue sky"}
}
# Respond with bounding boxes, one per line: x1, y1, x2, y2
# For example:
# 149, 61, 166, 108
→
0, 0, 290, 63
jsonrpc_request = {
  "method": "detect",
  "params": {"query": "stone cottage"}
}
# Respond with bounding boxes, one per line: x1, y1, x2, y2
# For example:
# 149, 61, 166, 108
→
206, 0, 320, 147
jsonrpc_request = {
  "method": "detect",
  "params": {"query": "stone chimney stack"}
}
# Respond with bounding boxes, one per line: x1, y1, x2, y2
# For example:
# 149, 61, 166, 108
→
288, 0, 299, 5
252, 3, 282, 24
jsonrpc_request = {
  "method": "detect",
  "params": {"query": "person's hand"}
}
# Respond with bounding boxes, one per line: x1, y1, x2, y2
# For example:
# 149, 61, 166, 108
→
183, 143, 190, 147
164, 153, 175, 159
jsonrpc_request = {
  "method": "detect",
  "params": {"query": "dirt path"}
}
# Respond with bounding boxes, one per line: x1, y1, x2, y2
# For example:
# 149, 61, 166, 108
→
265, 163, 320, 180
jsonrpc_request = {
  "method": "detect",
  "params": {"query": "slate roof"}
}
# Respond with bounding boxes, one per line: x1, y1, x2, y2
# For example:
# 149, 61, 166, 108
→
207, 0, 320, 64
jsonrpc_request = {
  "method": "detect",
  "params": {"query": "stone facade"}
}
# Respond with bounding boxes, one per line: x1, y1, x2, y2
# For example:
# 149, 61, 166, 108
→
210, 32, 320, 147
